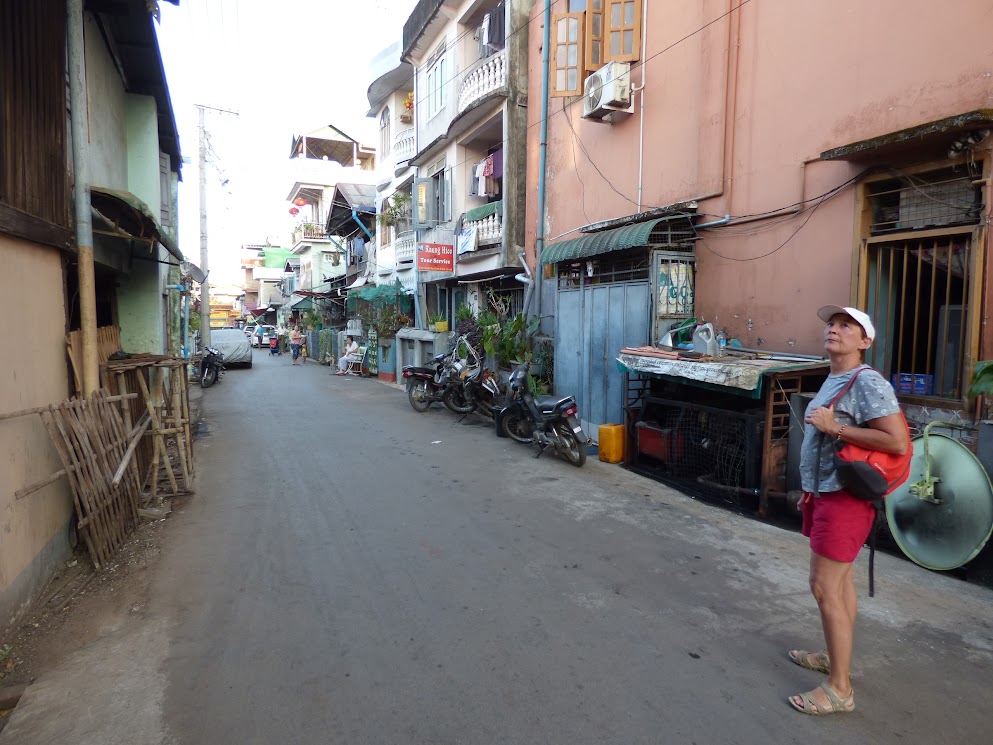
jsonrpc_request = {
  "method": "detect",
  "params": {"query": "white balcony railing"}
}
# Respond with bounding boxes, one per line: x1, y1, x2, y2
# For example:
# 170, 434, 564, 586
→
292, 221, 328, 245
457, 50, 506, 114
393, 128, 415, 162
466, 202, 503, 246
395, 235, 415, 264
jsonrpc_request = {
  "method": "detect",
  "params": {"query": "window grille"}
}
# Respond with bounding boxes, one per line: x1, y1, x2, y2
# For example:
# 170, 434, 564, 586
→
557, 247, 650, 288
869, 168, 982, 235
864, 231, 974, 400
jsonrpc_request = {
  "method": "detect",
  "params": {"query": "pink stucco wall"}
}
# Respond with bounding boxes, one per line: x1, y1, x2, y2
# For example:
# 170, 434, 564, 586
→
527, 0, 993, 355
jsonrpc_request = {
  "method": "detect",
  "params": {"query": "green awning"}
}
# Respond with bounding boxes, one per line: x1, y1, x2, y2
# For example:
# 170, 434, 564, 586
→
350, 279, 409, 301
291, 297, 313, 311
541, 216, 689, 265
90, 186, 182, 260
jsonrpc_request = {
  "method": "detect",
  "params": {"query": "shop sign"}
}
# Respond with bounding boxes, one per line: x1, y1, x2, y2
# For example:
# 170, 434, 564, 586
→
416, 243, 454, 272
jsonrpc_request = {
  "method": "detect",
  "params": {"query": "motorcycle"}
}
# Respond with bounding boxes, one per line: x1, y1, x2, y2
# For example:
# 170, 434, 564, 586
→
401, 348, 472, 413
200, 346, 224, 388
453, 337, 507, 419
494, 360, 588, 467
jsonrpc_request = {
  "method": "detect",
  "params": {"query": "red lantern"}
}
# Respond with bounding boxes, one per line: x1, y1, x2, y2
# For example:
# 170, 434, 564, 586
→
289, 206, 300, 215
293, 197, 307, 207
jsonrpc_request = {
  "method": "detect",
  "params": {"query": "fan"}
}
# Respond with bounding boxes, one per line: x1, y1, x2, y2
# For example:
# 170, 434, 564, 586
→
886, 424, 993, 571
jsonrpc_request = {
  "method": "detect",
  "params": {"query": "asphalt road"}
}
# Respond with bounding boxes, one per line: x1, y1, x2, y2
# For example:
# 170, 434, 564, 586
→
4, 352, 992, 744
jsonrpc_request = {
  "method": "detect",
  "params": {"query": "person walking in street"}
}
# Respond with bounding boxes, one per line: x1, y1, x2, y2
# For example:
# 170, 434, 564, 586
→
256, 324, 264, 349
788, 305, 908, 716
290, 325, 304, 366
335, 335, 360, 375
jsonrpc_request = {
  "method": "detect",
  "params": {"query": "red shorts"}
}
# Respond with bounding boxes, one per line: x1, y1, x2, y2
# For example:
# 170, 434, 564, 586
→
801, 490, 876, 563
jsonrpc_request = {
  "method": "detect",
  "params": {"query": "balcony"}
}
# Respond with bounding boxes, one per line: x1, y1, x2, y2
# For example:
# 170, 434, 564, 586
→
457, 50, 506, 114
292, 221, 328, 245
465, 200, 503, 246
395, 234, 416, 264
393, 128, 415, 162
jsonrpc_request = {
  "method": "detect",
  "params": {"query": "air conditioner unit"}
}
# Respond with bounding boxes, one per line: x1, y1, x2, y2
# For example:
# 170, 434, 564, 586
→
583, 61, 633, 121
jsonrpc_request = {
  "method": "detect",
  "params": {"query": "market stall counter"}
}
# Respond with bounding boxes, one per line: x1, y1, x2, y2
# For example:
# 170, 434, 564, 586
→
618, 346, 829, 517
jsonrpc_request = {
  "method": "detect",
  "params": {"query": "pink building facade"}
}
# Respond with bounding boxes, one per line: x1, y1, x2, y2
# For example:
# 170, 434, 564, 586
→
527, 0, 993, 418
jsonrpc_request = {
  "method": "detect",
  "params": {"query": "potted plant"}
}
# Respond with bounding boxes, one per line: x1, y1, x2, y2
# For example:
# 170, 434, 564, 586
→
377, 191, 412, 229
399, 91, 414, 123
428, 311, 448, 333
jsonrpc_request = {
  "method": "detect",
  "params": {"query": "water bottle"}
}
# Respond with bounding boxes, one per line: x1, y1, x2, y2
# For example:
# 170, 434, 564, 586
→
716, 329, 727, 356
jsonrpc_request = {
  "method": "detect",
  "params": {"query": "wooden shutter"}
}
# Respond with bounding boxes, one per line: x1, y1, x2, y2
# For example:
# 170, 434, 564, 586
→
585, 0, 605, 72
551, 13, 585, 97
604, 0, 641, 63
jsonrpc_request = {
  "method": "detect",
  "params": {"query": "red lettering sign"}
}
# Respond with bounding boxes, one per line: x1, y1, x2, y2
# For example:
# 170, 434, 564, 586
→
416, 243, 455, 272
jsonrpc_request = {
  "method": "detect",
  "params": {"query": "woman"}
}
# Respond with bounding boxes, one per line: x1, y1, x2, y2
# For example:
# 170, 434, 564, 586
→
289, 326, 304, 366
336, 335, 360, 375
789, 305, 908, 716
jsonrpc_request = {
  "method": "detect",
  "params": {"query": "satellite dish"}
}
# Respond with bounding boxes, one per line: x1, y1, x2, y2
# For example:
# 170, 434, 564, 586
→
181, 261, 207, 285
886, 431, 993, 570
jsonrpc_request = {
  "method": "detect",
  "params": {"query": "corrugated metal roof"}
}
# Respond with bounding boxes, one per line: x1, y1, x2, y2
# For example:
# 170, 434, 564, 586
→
335, 183, 377, 211
541, 216, 693, 265
90, 186, 182, 260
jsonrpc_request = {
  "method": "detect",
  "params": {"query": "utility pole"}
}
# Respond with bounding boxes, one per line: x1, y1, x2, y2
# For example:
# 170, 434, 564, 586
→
196, 103, 239, 348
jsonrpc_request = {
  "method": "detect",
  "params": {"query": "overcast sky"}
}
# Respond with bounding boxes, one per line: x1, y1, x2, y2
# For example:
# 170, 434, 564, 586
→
157, 0, 416, 285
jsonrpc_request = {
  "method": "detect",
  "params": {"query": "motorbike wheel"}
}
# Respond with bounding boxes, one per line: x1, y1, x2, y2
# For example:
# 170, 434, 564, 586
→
501, 411, 534, 443
407, 380, 432, 412
201, 366, 218, 388
442, 386, 476, 414
555, 424, 587, 467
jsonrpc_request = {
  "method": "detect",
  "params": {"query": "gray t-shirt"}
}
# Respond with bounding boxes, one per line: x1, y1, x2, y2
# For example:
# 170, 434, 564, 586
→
800, 365, 901, 493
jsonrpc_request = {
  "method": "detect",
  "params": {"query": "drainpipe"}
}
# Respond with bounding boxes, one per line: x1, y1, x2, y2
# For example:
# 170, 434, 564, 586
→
636, 0, 648, 212
516, 250, 534, 317
695, 214, 731, 230
67, 0, 99, 395
534, 0, 552, 325
352, 211, 374, 242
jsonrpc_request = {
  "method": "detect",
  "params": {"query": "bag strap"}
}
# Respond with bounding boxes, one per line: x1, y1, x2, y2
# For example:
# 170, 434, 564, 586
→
827, 365, 868, 409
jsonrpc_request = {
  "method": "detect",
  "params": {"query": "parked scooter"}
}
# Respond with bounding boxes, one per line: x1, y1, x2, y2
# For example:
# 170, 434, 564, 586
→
452, 337, 507, 419
401, 348, 472, 413
494, 360, 588, 467
200, 346, 224, 388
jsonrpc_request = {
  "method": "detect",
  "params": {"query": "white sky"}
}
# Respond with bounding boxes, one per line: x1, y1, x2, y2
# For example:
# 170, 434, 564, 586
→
156, 0, 417, 285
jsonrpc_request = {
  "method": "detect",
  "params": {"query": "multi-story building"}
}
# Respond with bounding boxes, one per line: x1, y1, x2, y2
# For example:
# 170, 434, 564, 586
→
528, 0, 993, 432
399, 0, 531, 322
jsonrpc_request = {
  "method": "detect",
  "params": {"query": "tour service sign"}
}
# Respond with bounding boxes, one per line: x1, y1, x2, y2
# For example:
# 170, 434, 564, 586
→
416, 243, 454, 272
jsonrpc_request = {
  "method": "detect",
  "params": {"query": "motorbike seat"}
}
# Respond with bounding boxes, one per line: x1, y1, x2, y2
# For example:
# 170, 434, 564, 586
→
534, 394, 571, 414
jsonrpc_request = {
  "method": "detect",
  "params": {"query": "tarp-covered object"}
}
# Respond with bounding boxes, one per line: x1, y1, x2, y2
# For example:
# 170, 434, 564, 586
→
210, 329, 253, 364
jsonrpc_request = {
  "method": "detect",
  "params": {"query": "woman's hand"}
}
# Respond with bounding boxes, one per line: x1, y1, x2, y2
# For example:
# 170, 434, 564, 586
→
804, 405, 841, 437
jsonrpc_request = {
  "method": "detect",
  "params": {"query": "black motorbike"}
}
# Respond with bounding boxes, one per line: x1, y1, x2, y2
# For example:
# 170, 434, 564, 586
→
452, 336, 507, 419
494, 360, 588, 467
401, 348, 472, 413
200, 346, 224, 388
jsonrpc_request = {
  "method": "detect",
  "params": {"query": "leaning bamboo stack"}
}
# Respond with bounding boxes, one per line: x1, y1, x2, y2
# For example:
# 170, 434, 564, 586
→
39, 391, 145, 570
104, 355, 194, 500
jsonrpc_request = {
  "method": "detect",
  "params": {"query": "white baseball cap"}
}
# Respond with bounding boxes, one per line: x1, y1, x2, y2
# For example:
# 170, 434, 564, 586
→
817, 305, 875, 342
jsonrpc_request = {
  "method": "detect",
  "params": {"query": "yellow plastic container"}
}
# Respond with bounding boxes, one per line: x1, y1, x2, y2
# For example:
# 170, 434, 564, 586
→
598, 424, 625, 463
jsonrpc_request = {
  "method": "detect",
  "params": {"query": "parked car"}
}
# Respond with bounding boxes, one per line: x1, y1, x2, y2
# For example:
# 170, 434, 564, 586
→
244, 324, 257, 339
250, 325, 275, 348
210, 328, 253, 368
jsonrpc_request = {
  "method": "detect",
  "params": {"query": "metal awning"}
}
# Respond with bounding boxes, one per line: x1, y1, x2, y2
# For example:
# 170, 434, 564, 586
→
290, 297, 313, 311
326, 183, 377, 236
541, 215, 694, 265
90, 187, 182, 260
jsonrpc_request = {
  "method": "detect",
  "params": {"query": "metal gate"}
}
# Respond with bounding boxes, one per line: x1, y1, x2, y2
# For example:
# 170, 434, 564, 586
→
555, 280, 650, 437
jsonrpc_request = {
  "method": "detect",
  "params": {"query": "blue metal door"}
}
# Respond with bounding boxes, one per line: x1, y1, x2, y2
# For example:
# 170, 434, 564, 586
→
555, 281, 650, 436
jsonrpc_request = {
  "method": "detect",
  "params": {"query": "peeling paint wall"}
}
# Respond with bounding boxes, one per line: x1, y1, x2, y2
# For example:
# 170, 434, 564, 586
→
0, 237, 73, 634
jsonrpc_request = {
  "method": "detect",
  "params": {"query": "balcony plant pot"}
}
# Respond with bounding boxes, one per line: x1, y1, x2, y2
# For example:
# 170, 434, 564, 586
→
399, 112, 412, 124
434, 321, 449, 333
428, 323, 437, 333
